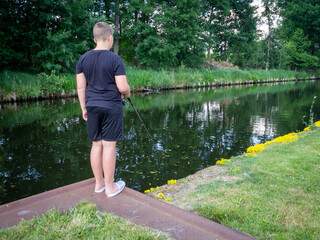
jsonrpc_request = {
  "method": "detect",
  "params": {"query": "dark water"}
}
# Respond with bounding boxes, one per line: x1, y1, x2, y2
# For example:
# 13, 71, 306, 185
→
1, 81, 319, 204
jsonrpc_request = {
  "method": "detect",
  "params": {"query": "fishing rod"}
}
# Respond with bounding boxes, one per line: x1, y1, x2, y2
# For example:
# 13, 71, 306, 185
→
123, 98, 152, 138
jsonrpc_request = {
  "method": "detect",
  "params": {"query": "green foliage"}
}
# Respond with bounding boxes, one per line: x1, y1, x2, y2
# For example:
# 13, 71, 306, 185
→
160, 0, 205, 68
0, 0, 95, 73
202, 0, 257, 69
302, 96, 317, 127
279, 0, 320, 57
0, 71, 41, 100
1, 0, 319, 72
37, 30, 89, 73
282, 29, 319, 70
38, 71, 64, 94
0, 71, 76, 100
136, 35, 178, 68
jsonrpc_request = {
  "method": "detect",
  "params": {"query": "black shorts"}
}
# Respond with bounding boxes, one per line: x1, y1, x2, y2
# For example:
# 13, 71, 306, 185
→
87, 106, 124, 142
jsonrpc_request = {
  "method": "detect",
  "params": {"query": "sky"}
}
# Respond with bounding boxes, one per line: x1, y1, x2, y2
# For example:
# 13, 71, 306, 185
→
251, 0, 281, 38
252, 0, 268, 34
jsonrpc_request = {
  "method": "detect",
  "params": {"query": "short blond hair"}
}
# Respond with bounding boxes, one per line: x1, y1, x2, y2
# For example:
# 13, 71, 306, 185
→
93, 22, 113, 41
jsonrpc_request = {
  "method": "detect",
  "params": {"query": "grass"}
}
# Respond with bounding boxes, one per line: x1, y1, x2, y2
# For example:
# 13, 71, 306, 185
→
0, 68, 317, 102
0, 202, 171, 240
126, 67, 315, 89
0, 71, 76, 101
194, 127, 320, 239
148, 122, 320, 240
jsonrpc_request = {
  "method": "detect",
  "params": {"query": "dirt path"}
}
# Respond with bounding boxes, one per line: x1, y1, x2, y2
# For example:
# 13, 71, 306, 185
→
147, 165, 241, 210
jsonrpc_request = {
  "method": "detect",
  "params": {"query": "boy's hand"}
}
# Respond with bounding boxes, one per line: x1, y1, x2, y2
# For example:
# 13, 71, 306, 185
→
82, 109, 87, 121
123, 92, 130, 99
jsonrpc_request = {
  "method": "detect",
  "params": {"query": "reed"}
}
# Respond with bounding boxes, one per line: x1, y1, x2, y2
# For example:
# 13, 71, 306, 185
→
0, 68, 316, 102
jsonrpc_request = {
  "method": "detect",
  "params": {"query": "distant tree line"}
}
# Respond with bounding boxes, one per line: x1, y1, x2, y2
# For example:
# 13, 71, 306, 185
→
0, 0, 319, 73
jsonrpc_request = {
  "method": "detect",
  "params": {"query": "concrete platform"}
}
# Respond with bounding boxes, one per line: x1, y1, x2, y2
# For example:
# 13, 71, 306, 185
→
0, 178, 255, 240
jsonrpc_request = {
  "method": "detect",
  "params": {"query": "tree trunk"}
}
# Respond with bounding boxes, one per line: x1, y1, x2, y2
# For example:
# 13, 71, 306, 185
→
266, 35, 270, 70
266, 16, 271, 71
119, 19, 122, 55
133, 10, 138, 66
113, 0, 120, 55
207, 45, 211, 63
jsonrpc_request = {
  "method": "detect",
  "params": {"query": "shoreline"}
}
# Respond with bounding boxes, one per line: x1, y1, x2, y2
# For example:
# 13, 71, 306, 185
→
1, 76, 319, 103
145, 123, 320, 239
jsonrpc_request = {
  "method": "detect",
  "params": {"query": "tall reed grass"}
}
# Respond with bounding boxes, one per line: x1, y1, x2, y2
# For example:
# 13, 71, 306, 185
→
126, 67, 315, 88
0, 68, 316, 102
0, 71, 76, 101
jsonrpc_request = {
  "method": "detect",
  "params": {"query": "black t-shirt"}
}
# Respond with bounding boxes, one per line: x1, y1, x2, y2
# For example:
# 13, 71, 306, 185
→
76, 50, 126, 109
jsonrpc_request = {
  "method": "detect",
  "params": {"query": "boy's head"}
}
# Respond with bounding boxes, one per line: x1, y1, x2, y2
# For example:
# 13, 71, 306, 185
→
93, 22, 113, 42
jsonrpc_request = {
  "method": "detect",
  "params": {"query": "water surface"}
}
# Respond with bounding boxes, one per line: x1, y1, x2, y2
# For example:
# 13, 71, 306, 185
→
1, 81, 319, 204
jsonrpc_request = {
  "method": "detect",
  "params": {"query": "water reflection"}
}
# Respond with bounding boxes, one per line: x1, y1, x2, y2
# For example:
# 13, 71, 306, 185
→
0, 81, 319, 204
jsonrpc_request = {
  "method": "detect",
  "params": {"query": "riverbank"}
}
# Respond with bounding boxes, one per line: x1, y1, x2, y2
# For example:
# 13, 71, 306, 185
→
0, 68, 317, 102
146, 122, 320, 239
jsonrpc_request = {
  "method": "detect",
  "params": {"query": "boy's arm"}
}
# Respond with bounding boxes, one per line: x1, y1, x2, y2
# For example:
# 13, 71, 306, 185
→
76, 73, 87, 121
115, 75, 131, 99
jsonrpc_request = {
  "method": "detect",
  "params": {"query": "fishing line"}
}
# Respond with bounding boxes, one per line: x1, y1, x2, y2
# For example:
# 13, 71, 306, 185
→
123, 98, 152, 139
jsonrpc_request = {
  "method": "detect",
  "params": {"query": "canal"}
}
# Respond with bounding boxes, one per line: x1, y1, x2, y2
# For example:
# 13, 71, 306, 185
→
0, 81, 319, 204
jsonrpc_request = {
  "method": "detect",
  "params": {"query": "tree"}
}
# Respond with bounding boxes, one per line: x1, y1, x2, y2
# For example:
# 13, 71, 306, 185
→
261, 0, 279, 70
118, 0, 154, 66
38, 0, 98, 73
0, 0, 53, 71
227, 0, 258, 68
119, 0, 205, 68
278, 0, 320, 58
156, 0, 205, 68
202, 0, 257, 68
0, 0, 99, 73
201, 0, 231, 63
282, 28, 319, 70
113, 0, 120, 55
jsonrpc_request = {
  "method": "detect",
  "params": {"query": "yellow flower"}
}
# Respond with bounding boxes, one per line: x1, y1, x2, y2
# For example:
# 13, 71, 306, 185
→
245, 132, 300, 156
144, 189, 150, 193
247, 143, 266, 153
155, 192, 165, 199
150, 187, 155, 192
270, 133, 299, 144
315, 121, 320, 127
303, 126, 311, 132
155, 192, 173, 201
164, 197, 173, 201
216, 158, 231, 165
167, 179, 177, 185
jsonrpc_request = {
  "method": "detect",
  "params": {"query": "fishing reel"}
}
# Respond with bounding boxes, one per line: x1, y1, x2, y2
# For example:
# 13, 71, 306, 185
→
122, 98, 129, 107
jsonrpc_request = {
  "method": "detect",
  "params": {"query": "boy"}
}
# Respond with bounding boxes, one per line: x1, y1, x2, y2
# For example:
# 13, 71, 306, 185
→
76, 22, 130, 197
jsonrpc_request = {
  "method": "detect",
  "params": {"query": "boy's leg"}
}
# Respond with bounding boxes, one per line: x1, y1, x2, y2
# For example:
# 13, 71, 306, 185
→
102, 140, 119, 195
90, 140, 105, 191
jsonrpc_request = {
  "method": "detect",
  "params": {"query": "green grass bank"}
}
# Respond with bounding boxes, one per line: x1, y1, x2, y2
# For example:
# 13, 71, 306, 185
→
0, 68, 317, 102
0, 202, 171, 240
147, 122, 320, 239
